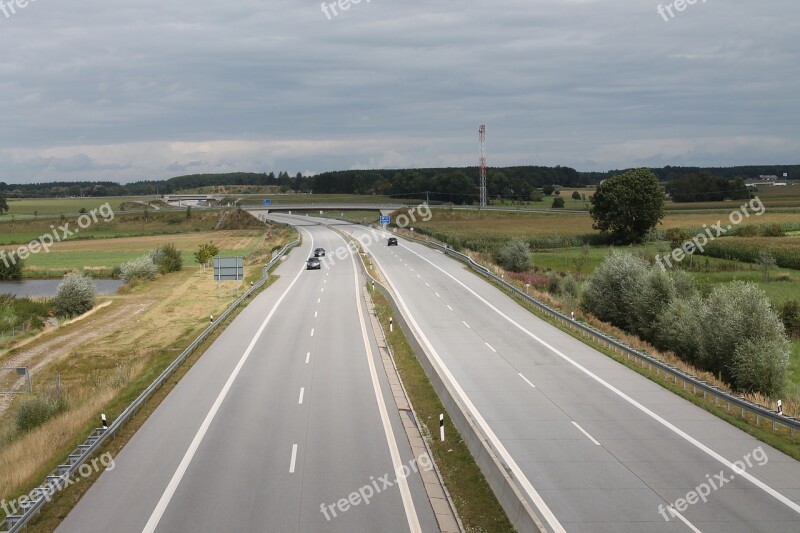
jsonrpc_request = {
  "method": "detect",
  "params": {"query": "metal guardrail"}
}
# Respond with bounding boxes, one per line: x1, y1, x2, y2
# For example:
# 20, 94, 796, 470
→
392, 231, 800, 436
1, 237, 300, 532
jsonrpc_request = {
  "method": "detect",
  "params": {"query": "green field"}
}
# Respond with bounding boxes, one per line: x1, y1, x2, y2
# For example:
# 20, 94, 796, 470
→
0, 197, 163, 220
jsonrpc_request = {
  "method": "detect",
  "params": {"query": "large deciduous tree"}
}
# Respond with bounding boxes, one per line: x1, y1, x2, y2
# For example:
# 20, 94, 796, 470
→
590, 168, 664, 243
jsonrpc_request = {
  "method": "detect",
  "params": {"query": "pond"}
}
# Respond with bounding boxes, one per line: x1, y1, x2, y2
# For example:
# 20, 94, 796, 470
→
0, 279, 124, 298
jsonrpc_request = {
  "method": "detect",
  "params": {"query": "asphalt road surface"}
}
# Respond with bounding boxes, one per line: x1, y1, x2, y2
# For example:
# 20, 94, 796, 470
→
290, 214, 800, 533
57, 221, 437, 533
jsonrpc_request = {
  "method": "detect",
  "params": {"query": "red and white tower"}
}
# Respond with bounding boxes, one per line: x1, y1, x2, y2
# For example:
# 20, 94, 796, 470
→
478, 124, 487, 208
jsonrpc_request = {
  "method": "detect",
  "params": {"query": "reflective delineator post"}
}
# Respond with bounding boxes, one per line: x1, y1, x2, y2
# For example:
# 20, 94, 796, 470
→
440, 414, 445, 442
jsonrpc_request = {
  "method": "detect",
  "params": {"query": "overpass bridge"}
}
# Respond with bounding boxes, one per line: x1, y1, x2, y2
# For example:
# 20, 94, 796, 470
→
243, 203, 407, 214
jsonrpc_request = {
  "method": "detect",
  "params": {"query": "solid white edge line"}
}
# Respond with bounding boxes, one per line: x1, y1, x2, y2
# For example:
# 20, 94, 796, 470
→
571, 421, 601, 446
338, 230, 422, 533
141, 229, 314, 533
518, 373, 536, 389
393, 236, 800, 519
290, 444, 298, 473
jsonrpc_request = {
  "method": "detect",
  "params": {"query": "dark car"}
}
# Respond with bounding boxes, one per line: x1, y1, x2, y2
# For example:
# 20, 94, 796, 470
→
314, 247, 326, 257
388, 237, 398, 246
306, 257, 321, 270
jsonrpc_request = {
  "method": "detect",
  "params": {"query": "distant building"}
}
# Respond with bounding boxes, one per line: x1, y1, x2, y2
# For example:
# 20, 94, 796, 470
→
759, 175, 779, 181
773, 182, 787, 186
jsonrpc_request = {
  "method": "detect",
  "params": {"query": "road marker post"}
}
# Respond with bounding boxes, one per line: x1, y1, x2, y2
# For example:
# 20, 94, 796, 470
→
101, 413, 107, 430
440, 414, 445, 442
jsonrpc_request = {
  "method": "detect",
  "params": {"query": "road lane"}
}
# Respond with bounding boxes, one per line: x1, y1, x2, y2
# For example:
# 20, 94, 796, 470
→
58, 222, 436, 533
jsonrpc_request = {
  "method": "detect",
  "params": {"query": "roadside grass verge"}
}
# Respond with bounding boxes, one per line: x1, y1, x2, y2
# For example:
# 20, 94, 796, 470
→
369, 288, 514, 532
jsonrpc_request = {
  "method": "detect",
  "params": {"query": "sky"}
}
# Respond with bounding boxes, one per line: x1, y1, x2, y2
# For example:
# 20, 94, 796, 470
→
0, 0, 798, 183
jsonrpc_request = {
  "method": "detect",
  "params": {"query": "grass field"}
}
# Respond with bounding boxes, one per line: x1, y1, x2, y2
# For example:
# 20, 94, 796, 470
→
0, 197, 163, 219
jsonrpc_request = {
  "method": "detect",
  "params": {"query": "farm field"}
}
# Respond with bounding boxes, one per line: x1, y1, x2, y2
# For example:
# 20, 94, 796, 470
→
0, 197, 162, 219
2, 230, 264, 278
0, 209, 263, 246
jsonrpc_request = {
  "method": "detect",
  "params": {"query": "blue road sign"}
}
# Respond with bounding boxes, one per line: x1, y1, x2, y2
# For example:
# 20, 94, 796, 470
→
263, 199, 272, 206
380, 215, 390, 224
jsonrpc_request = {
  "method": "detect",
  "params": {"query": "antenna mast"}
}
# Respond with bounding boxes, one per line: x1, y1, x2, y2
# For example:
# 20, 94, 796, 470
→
478, 124, 487, 208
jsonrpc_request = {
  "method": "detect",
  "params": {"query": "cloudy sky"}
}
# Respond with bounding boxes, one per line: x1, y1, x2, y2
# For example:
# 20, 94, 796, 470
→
0, 0, 798, 183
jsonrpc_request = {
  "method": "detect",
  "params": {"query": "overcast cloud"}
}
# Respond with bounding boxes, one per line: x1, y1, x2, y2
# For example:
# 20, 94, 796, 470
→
0, 0, 797, 182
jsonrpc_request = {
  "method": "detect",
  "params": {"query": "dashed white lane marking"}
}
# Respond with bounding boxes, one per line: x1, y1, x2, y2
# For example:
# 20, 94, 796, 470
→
485, 342, 496, 353
446, 305, 453, 311
518, 373, 536, 389
289, 444, 298, 473
298, 387, 305, 405
306, 352, 310, 364
571, 421, 601, 446
310, 328, 315, 337
462, 321, 470, 329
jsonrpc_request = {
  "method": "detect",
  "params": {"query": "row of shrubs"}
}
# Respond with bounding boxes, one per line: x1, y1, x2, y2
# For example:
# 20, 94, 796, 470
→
581, 251, 790, 396
117, 243, 183, 283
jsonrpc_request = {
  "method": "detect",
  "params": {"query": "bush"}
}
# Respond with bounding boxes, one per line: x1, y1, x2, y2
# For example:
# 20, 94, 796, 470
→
581, 251, 649, 332
0, 251, 24, 280
150, 243, 183, 274
530, 189, 543, 202
572, 191, 581, 200
16, 394, 68, 433
731, 337, 789, 397
120, 255, 158, 283
552, 197, 565, 209
54, 273, 96, 317
780, 300, 800, 338
496, 239, 532, 272
654, 295, 707, 366
701, 281, 788, 386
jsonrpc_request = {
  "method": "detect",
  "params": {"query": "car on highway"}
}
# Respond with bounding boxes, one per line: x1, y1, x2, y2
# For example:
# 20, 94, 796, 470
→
314, 247, 326, 257
388, 237, 398, 246
306, 257, 321, 270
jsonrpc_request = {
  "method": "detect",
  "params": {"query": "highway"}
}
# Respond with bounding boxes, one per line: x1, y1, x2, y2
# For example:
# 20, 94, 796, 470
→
285, 214, 800, 533
57, 221, 437, 532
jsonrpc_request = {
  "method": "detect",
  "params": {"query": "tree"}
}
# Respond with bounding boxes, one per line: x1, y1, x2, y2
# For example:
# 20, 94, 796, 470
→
756, 250, 776, 282
194, 242, 220, 266
551, 197, 565, 209
496, 239, 532, 272
0, 194, 8, 214
542, 184, 555, 196
571, 191, 581, 200
530, 189, 543, 202
590, 168, 665, 243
